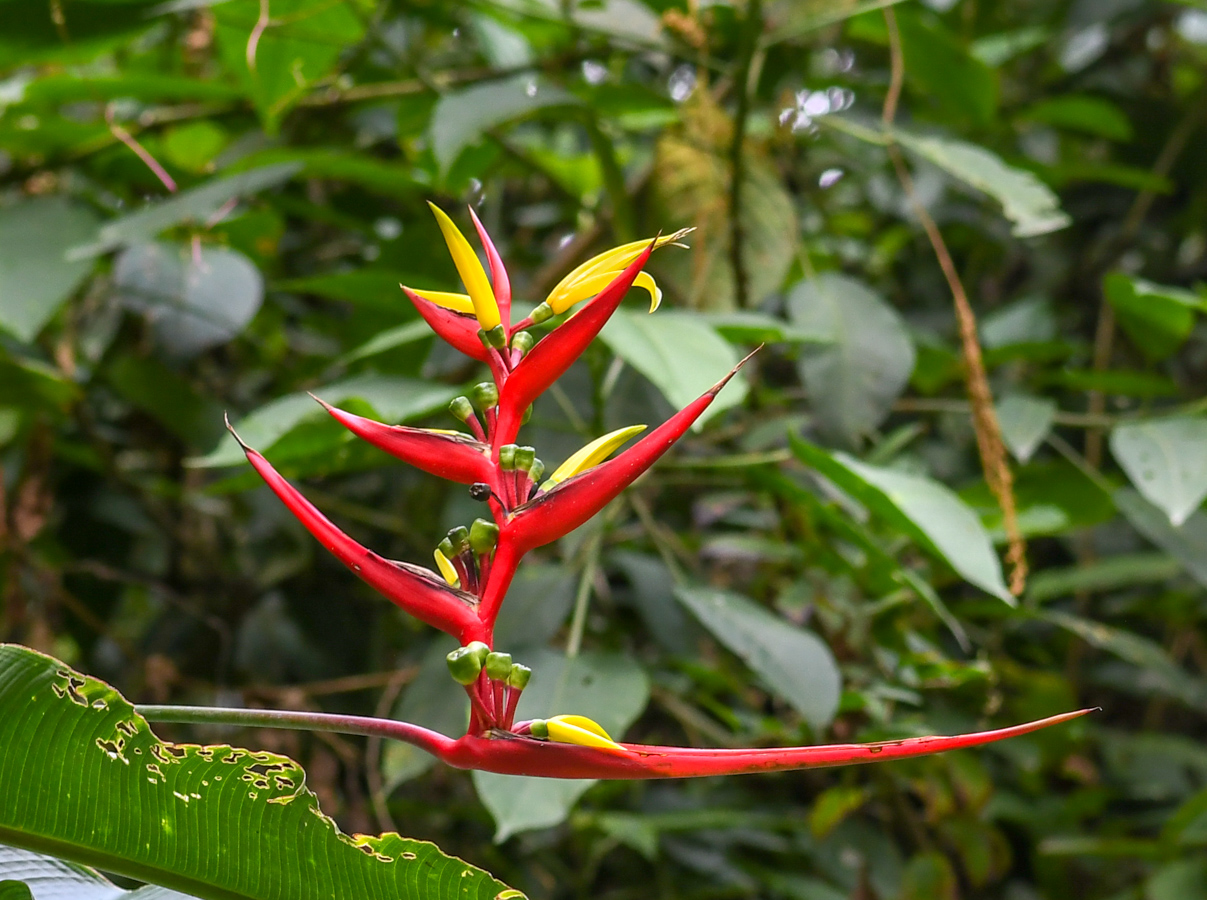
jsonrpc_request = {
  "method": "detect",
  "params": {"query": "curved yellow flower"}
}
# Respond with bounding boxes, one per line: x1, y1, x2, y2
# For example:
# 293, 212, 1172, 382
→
546, 714, 625, 752
433, 548, 460, 587
427, 202, 501, 330
545, 228, 693, 315
410, 289, 475, 315
543, 424, 647, 489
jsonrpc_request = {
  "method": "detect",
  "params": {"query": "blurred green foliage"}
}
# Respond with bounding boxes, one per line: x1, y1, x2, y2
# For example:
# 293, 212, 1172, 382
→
2, 0, 1207, 897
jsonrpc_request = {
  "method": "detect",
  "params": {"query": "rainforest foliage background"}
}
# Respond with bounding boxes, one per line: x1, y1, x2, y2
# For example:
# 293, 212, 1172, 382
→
2, 0, 1207, 897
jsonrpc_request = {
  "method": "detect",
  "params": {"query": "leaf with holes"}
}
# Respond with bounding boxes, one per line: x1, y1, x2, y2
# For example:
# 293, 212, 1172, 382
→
1111, 417, 1207, 526
0, 643, 514, 900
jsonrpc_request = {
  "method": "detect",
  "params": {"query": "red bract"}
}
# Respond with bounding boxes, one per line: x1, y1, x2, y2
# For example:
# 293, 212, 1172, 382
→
493, 243, 653, 448
506, 349, 756, 553
333, 708, 1094, 779
229, 204, 1086, 778
230, 423, 482, 642
403, 287, 491, 363
315, 396, 492, 484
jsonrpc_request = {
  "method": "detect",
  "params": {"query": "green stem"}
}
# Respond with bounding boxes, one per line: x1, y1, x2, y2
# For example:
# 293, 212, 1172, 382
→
565, 534, 602, 658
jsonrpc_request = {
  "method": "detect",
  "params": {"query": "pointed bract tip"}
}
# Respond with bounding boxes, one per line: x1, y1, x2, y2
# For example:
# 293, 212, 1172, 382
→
308, 392, 335, 412
224, 414, 252, 453
708, 344, 762, 396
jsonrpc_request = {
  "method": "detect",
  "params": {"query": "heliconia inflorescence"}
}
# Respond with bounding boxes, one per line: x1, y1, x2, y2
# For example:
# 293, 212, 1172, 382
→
229, 204, 1091, 780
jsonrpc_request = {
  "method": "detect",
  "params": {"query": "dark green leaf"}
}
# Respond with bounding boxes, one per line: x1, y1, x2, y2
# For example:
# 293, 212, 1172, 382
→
0, 196, 99, 342
0, 644, 513, 899
674, 585, 841, 728
788, 274, 915, 445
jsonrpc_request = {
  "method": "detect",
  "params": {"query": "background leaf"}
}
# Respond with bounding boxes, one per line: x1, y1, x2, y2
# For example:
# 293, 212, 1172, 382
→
0, 197, 99, 342
673, 586, 841, 729
600, 308, 745, 424
788, 273, 915, 445
895, 131, 1071, 236
996, 394, 1056, 463
1111, 417, 1207, 526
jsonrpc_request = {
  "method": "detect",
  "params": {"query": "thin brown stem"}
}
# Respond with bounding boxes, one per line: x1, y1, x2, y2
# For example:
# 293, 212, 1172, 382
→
882, 7, 1026, 595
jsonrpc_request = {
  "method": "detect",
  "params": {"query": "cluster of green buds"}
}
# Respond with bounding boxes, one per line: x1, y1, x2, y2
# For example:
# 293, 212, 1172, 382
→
446, 641, 532, 731
497, 443, 544, 508
434, 519, 498, 595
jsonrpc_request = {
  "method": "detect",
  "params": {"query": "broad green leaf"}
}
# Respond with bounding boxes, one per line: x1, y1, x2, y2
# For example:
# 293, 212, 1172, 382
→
792, 437, 1013, 602
0, 845, 196, 899
1026, 553, 1181, 603
0, 196, 99, 341
21, 72, 243, 106
788, 274, 915, 445
277, 270, 421, 314
703, 312, 832, 346
473, 649, 649, 841
341, 321, 432, 364
970, 26, 1050, 66
106, 354, 225, 448
673, 586, 841, 729
900, 852, 957, 900
995, 394, 1056, 463
0, 882, 29, 900
0, 644, 512, 900
69, 163, 302, 259
191, 375, 460, 468
1111, 417, 1207, 526
1104, 273, 1205, 360
431, 75, 580, 174
1146, 859, 1207, 900
809, 786, 868, 840
212, 0, 365, 130
113, 243, 264, 359
1115, 488, 1207, 589
492, 563, 577, 650
1019, 94, 1133, 141
600, 309, 746, 424
1054, 367, 1179, 397
226, 149, 421, 199
895, 131, 1070, 237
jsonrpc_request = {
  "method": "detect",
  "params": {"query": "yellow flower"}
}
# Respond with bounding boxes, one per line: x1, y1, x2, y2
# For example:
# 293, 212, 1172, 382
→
544, 228, 693, 315
425, 203, 501, 330
546, 714, 625, 751
543, 425, 646, 489
433, 548, 460, 587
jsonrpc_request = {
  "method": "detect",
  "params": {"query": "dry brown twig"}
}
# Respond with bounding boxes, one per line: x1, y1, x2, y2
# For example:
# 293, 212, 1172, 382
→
880, 8, 1027, 596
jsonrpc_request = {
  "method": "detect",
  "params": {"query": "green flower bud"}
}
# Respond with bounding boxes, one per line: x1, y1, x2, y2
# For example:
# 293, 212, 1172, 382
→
446, 645, 483, 685
469, 518, 499, 555
522, 404, 533, 425
437, 537, 456, 559
448, 396, 475, 423
507, 664, 532, 690
498, 444, 516, 471
484, 324, 508, 349
511, 331, 534, 354
514, 446, 536, 473
527, 459, 545, 484
484, 651, 513, 681
472, 382, 499, 410
446, 526, 470, 555
530, 302, 554, 325
528, 719, 549, 738
464, 641, 490, 666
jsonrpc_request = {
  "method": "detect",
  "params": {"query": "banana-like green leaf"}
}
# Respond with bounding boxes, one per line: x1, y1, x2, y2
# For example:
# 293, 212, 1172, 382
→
0, 644, 520, 900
